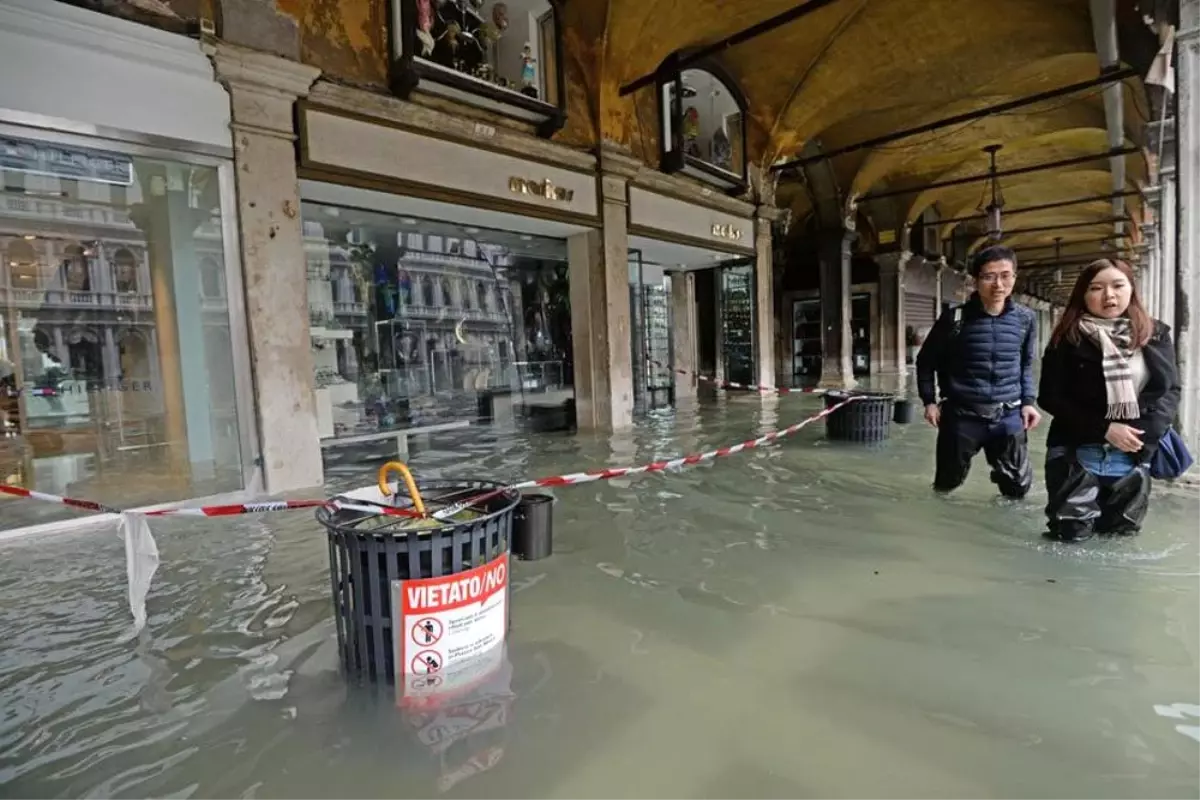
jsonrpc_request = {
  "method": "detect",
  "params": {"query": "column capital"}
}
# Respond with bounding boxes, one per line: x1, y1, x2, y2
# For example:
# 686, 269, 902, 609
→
211, 43, 319, 137
211, 43, 320, 98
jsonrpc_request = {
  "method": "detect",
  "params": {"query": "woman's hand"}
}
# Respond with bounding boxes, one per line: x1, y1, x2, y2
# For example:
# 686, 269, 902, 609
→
1105, 422, 1144, 453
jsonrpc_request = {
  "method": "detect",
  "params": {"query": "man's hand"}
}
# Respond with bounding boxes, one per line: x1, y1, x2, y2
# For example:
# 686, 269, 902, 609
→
1105, 422, 1144, 453
924, 403, 940, 428
1020, 404, 1042, 431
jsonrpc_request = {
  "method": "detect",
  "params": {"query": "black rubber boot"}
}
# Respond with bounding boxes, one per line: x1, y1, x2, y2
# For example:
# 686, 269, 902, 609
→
1096, 466, 1152, 536
1044, 450, 1102, 543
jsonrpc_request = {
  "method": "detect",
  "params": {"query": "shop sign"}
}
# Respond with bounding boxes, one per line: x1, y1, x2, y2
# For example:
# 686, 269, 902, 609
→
711, 222, 744, 242
0, 137, 134, 186
392, 552, 509, 699
508, 176, 574, 203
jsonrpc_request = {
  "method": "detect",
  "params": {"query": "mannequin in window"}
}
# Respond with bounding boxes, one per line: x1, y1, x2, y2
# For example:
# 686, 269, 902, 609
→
710, 123, 732, 171
682, 107, 701, 157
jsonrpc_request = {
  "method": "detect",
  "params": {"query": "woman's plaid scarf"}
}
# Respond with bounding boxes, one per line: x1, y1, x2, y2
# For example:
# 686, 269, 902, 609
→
1077, 314, 1140, 420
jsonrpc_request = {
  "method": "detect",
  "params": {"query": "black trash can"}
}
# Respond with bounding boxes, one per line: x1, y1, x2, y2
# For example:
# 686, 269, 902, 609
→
477, 390, 495, 422
512, 493, 554, 561
824, 390, 896, 443
317, 479, 521, 684
893, 398, 915, 425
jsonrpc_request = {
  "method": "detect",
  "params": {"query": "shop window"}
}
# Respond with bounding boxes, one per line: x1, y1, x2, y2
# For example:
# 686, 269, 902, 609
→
389, 0, 567, 137
1, 132, 246, 530
298, 200, 573, 438
657, 59, 748, 193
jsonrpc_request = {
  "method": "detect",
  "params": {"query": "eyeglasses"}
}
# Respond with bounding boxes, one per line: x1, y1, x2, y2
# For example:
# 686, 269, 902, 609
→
977, 272, 1015, 284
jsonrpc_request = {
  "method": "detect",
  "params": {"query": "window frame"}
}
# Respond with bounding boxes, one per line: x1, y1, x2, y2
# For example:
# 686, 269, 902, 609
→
655, 55, 749, 195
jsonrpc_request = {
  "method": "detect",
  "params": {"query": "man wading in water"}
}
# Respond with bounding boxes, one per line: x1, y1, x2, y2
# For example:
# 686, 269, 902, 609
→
916, 245, 1042, 497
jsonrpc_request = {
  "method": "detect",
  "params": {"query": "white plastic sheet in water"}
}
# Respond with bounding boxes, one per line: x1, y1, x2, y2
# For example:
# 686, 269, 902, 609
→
118, 512, 159, 639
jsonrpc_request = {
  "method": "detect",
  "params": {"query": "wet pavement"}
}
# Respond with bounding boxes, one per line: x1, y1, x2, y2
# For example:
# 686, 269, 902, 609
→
1, 392, 1198, 798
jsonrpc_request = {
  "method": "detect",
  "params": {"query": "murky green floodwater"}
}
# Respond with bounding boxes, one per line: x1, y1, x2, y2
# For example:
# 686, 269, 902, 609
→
1, 392, 1197, 798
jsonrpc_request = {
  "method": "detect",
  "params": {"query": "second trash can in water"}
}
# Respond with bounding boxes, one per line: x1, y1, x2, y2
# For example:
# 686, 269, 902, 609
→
512, 493, 554, 561
824, 390, 896, 443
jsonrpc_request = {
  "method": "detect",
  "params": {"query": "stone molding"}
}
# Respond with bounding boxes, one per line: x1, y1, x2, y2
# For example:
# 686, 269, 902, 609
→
307, 81, 596, 173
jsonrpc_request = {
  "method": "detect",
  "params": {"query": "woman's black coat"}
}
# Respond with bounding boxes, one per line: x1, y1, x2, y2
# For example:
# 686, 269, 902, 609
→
1038, 319, 1181, 461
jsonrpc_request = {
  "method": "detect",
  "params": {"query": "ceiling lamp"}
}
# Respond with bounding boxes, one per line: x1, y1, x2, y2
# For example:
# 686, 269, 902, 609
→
1053, 238, 1063, 283
978, 144, 1006, 241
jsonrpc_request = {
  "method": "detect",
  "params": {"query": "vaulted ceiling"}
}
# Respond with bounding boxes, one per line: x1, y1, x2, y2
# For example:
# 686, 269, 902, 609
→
558, 0, 1154, 300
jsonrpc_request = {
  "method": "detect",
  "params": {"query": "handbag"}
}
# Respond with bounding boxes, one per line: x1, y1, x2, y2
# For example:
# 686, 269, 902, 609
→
1149, 427, 1195, 480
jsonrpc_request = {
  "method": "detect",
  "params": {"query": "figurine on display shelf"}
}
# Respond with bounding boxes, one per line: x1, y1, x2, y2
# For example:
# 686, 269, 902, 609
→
682, 106, 702, 157
520, 43, 538, 98
711, 124, 732, 170
491, 2, 508, 31
415, 0, 435, 55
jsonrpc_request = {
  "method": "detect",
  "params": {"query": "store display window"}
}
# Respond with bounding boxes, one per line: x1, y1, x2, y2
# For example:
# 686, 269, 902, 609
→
657, 61, 748, 193
300, 203, 573, 440
390, 0, 566, 136
0, 132, 247, 529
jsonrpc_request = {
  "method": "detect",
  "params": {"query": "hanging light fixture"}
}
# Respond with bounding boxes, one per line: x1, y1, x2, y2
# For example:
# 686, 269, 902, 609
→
978, 144, 1006, 241
1053, 237, 1063, 283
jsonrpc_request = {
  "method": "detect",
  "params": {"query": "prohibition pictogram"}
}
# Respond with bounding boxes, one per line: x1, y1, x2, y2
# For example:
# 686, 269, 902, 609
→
412, 617, 443, 646
411, 649, 443, 675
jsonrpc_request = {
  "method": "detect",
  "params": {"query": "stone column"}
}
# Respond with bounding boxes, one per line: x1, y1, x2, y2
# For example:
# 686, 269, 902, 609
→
876, 250, 911, 380
817, 227, 855, 388
670, 270, 698, 400
934, 258, 945, 313
753, 208, 776, 390
567, 151, 634, 431
1178, 1, 1200, 450
211, 44, 324, 493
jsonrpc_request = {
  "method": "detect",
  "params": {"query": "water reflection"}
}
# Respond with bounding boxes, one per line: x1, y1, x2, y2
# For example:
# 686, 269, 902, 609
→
0, 395, 1197, 797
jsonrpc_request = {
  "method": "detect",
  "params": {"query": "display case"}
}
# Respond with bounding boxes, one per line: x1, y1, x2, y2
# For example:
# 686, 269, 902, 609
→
791, 298, 821, 385
657, 58, 748, 194
720, 264, 755, 387
389, 0, 567, 137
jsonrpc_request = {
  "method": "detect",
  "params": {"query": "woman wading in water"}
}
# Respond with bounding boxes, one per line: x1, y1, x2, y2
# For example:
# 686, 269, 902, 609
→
1038, 259, 1182, 542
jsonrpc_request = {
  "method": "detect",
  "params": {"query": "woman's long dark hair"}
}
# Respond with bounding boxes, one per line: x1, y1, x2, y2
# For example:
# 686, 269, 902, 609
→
1049, 258, 1153, 348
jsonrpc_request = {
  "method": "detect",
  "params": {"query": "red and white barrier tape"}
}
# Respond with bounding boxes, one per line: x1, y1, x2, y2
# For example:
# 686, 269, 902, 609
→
650, 360, 827, 397
0, 397, 859, 522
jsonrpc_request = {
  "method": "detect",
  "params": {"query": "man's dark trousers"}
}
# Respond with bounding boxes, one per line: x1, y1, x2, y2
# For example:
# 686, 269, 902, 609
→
934, 403, 1033, 498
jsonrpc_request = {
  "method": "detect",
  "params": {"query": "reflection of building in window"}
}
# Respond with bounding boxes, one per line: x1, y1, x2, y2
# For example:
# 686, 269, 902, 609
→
112, 248, 138, 293
6, 239, 41, 288
422, 275, 435, 307
62, 243, 92, 291
476, 281, 488, 311
118, 329, 152, 381
199, 256, 223, 299
441, 278, 453, 307
67, 328, 103, 381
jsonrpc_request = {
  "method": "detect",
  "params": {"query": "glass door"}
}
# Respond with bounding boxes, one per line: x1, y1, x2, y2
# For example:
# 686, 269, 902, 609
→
629, 251, 674, 411
720, 262, 755, 387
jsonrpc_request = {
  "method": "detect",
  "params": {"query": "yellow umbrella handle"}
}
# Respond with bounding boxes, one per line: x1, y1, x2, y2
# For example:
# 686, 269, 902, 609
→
377, 461, 426, 517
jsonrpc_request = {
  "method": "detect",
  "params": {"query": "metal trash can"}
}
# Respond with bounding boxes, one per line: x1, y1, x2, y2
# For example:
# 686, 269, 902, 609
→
824, 390, 896, 443
512, 493, 554, 561
893, 398, 915, 425
317, 478, 521, 684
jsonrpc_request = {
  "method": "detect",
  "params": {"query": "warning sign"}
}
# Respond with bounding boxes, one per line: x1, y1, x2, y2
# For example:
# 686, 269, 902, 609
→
392, 553, 508, 688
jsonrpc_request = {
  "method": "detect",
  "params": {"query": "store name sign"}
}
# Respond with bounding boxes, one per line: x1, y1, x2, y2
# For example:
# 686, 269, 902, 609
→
711, 223, 744, 242
0, 137, 134, 186
508, 177, 575, 203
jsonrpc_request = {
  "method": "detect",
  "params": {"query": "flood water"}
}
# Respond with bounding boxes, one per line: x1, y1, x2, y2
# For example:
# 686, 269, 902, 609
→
1, 392, 1198, 798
